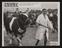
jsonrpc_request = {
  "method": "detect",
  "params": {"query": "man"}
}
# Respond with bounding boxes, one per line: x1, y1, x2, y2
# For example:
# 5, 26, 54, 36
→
15, 8, 20, 14
47, 9, 53, 18
47, 9, 58, 33
35, 9, 54, 46
52, 9, 58, 32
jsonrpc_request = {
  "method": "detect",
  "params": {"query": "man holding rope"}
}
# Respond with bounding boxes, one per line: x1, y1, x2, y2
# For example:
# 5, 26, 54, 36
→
35, 9, 54, 46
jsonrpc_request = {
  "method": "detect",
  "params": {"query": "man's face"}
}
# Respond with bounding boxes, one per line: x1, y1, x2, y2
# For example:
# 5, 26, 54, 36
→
53, 11, 58, 15
47, 9, 52, 14
16, 8, 19, 14
43, 10, 47, 15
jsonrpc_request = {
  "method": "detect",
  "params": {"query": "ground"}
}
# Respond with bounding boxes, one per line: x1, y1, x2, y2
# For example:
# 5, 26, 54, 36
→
4, 27, 58, 46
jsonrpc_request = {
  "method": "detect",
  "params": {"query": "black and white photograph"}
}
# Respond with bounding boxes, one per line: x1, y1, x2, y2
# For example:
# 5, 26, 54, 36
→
2, 2, 60, 46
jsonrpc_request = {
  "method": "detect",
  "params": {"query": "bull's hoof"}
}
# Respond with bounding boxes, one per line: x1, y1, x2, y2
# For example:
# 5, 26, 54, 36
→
19, 43, 23, 46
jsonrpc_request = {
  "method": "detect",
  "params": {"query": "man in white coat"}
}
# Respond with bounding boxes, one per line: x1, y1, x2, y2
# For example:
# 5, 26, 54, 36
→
35, 9, 54, 46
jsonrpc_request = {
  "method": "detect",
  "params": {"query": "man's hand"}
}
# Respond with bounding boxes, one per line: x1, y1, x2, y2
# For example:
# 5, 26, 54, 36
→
49, 28, 57, 33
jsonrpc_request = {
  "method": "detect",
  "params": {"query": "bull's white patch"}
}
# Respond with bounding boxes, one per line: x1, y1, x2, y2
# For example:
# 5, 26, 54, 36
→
18, 28, 24, 33
9, 17, 17, 31
23, 13, 28, 17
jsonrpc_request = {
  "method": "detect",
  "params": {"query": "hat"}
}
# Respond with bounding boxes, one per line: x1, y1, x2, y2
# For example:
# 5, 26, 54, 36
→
42, 8, 47, 12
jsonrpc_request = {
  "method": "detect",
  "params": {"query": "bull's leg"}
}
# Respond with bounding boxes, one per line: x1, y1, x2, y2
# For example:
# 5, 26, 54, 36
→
17, 36, 22, 46
7, 32, 14, 45
16, 34, 23, 46
19, 29, 26, 40
13, 33, 23, 46
17, 29, 26, 46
